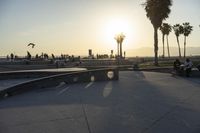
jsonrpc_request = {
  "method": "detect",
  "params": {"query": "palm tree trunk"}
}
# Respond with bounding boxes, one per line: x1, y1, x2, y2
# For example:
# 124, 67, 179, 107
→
120, 43, 122, 58
176, 36, 181, 58
154, 27, 158, 66
117, 43, 119, 57
166, 35, 170, 58
162, 34, 165, 58
184, 36, 186, 58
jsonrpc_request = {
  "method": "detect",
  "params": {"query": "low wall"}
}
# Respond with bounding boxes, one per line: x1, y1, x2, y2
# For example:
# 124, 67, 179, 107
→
174, 68, 200, 77
0, 71, 69, 79
190, 70, 200, 77
0, 68, 118, 99
0, 68, 87, 79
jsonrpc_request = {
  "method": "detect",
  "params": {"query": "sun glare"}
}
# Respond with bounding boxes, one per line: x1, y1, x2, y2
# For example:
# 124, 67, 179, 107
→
106, 20, 128, 37
104, 19, 137, 50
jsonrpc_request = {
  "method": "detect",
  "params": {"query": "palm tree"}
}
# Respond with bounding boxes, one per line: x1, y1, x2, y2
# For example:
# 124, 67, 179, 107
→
160, 23, 171, 58
114, 33, 125, 58
114, 35, 120, 57
143, 0, 172, 65
165, 23, 172, 58
160, 24, 166, 58
173, 24, 183, 58
182, 22, 193, 58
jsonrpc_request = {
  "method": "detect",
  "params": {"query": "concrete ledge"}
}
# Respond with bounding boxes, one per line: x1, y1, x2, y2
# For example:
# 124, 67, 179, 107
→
0, 68, 87, 79
0, 71, 69, 79
172, 69, 200, 78
129, 67, 173, 73
191, 70, 200, 77
0, 68, 118, 99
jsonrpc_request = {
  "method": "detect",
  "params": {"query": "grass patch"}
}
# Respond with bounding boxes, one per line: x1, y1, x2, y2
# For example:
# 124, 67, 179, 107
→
139, 60, 200, 69
139, 61, 173, 68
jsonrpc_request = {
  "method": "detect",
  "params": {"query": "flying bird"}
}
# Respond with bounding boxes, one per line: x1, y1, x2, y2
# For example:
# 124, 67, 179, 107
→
27, 43, 36, 48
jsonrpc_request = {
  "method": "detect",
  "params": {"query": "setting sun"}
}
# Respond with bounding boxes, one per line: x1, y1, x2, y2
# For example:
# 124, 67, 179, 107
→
104, 18, 137, 50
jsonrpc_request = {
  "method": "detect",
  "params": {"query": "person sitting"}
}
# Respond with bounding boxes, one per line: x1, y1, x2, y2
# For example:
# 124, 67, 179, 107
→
173, 59, 181, 73
184, 58, 193, 77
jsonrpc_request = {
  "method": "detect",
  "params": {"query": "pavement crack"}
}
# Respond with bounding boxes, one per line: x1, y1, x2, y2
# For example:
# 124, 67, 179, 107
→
10, 116, 82, 127
141, 105, 178, 133
141, 89, 199, 133
80, 97, 92, 133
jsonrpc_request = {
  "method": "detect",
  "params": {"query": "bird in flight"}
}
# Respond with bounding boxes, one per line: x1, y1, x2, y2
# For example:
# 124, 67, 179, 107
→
27, 43, 36, 48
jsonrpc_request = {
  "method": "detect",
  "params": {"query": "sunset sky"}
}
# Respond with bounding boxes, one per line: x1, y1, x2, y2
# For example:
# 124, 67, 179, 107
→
0, 0, 200, 57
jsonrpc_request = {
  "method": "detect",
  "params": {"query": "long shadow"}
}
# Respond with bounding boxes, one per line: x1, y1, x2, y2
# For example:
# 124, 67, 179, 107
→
0, 71, 200, 133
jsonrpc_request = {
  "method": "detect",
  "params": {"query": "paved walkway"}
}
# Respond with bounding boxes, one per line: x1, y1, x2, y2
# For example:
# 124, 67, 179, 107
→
0, 71, 200, 133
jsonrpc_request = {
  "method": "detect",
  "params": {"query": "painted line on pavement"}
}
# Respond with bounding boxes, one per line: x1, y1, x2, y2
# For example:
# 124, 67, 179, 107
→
84, 82, 94, 89
57, 86, 70, 95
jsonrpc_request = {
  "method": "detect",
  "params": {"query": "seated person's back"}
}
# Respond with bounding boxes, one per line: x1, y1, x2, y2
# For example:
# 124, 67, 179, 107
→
173, 59, 181, 71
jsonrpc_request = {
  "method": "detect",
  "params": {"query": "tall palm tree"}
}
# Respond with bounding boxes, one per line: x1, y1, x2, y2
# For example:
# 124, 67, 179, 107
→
173, 24, 183, 58
114, 33, 125, 58
159, 24, 166, 58
165, 23, 172, 58
182, 22, 193, 58
143, 0, 172, 65
160, 23, 171, 58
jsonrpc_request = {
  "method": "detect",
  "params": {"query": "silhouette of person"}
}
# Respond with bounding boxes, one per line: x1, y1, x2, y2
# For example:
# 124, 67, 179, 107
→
6, 55, 9, 61
173, 59, 181, 73
10, 53, 14, 61
184, 58, 193, 77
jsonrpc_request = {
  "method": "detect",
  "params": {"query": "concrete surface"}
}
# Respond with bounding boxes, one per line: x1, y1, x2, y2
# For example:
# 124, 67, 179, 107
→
0, 79, 35, 91
0, 71, 200, 133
